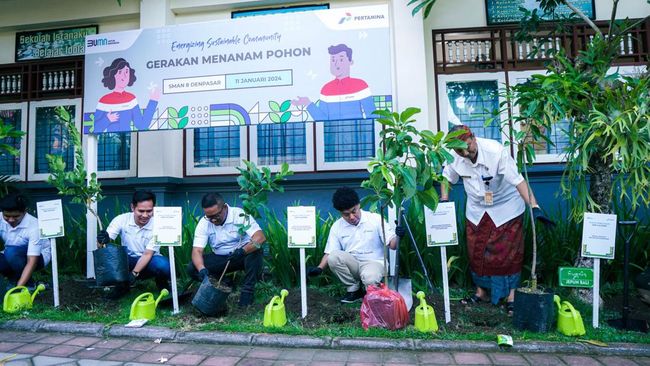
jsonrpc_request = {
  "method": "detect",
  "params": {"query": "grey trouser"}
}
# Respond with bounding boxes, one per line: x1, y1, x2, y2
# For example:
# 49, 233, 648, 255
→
327, 249, 385, 292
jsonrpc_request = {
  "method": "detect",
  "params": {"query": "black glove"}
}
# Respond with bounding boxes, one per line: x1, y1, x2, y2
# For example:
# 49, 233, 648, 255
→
395, 225, 406, 238
440, 198, 449, 203
228, 248, 246, 262
97, 230, 111, 245
198, 268, 209, 281
307, 266, 323, 277
533, 207, 555, 227
128, 271, 138, 286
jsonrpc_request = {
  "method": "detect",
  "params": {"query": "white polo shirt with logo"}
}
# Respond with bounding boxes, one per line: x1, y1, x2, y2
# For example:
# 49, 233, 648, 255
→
325, 209, 396, 263
442, 137, 525, 227
106, 213, 159, 257
192, 205, 262, 255
0, 213, 52, 265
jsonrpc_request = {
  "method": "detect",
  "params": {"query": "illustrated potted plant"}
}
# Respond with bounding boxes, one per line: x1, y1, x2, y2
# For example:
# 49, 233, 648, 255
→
46, 106, 128, 286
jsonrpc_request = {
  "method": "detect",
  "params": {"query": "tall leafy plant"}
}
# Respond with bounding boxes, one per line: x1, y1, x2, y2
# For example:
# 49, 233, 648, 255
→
361, 107, 465, 284
0, 113, 26, 197
46, 106, 105, 237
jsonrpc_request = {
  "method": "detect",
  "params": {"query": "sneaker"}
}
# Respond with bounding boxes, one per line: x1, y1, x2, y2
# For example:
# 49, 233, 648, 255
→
340, 289, 365, 304
238, 291, 254, 308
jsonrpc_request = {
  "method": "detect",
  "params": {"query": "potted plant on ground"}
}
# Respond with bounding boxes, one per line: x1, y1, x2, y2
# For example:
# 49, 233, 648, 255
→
46, 106, 128, 286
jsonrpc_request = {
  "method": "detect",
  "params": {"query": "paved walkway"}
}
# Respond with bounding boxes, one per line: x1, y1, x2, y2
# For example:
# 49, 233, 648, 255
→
0, 330, 648, 365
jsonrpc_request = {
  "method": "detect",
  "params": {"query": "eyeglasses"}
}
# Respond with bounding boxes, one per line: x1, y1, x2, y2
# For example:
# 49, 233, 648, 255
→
204, 205, 226, 224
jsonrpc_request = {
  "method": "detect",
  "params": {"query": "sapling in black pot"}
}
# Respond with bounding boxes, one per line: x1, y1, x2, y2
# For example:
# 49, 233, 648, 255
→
46, 106, 128, 286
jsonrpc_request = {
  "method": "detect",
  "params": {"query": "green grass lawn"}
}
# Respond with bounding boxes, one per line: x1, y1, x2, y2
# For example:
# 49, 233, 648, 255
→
0, 276, 647, 345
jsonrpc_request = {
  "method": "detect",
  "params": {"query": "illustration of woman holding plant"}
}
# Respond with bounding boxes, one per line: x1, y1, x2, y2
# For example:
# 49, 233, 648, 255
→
93, 58, 160, 133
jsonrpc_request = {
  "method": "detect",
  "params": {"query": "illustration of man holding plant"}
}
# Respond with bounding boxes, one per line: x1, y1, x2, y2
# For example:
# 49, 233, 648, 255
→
93, 58, 160, 133
292, 44, 376, 121
440, 125, 554, 315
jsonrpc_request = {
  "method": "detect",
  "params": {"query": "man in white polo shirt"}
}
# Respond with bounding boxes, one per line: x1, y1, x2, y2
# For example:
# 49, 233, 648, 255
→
308, 187, 405, 303
97, 190, 170, 291
440, 125, 553, 314
188, 192, 266, 308
0, 193, 51, 288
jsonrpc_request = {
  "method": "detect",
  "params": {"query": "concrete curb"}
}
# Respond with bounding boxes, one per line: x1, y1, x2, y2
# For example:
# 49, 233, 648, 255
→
1, 320, 648, 357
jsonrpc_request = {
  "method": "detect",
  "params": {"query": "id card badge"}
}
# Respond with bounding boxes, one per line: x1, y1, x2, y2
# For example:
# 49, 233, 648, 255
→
484, 190, 494, 206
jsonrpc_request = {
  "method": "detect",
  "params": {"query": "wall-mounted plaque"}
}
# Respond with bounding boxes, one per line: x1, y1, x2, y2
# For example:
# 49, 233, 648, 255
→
485, 0, 595, 25
16, 25, 98, 61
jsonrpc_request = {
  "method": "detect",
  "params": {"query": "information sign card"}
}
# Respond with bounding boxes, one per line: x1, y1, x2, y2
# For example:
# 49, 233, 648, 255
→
424, 202, 458, 247
287, 206, 316, 248
36, 199, 65, 239
153, 207, 182, 246
581, 212, 616, 259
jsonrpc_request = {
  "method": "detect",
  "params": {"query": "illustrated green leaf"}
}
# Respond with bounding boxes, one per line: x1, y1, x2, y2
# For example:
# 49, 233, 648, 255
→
280, 100, 292, 112
280, 111, 291, 123
178, 117, 189, 128
168, 108, 178, 118
178, 106, 189, 118
269, 113, 281, 123
169, 118, 179, 129
269, 101, 280, 112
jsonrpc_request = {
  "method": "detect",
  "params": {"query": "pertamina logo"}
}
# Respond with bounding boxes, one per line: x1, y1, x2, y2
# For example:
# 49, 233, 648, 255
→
86, 38, 120, 48
338, 11, 385, 24
338, 12, 352, 24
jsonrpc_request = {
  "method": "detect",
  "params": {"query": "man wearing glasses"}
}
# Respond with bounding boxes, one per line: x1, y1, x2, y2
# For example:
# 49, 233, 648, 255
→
307, 187, 404, 303
187, 193, 266, 308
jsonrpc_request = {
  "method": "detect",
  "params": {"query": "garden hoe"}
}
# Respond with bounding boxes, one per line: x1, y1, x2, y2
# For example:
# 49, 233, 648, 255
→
388, 212, 413, 311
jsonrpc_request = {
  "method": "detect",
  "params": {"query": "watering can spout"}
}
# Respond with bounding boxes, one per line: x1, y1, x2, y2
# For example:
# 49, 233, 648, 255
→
155, 289, 169, 307
30, 284, 45, 306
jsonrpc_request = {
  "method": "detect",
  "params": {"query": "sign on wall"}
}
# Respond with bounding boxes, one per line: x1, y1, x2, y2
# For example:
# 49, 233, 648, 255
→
83, 5, 392, 134
16, 26, 97, 61
485, 0, 595, 25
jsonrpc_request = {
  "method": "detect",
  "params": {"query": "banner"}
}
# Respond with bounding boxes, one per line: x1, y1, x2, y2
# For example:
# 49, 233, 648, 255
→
83, 5, 392, 134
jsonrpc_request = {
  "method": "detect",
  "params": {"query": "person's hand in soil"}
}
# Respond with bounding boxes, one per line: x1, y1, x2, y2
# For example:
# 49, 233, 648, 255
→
97, 230, 111, 245
198, 268, 209, 282
228, 248, 245, 262
128, 271, 138, 286
307, 266, 323, 277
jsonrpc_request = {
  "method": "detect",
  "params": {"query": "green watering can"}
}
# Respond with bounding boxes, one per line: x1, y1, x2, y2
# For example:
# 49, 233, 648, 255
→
414, 291, 438, 332
3, 284, 45, 313
554, 295, 586, 336
263, 289, 288, 328
129, 289, 169, 321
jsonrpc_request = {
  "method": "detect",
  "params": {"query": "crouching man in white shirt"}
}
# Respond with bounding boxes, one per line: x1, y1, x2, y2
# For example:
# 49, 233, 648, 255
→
0, 193, 51, 288
97, 190, 171, 291
188, 193, 266, 308
307, 187, 405, 303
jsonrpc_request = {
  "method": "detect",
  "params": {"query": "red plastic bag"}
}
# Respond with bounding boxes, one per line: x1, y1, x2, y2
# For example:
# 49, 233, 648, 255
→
360, 283, 409, 330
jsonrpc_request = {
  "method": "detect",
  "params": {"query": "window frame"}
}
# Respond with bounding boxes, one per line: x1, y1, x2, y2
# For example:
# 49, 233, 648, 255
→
315, 120, 381, 171
27, 98, 82, 181
82, 131, 138, 179
0, 102, 27, 181
249, 122, 314, 173
185, 125, 248, 176
437, 72, 511, 145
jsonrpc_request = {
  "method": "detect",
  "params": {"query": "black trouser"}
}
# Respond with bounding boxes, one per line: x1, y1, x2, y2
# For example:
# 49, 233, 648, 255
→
186, 250, 263, 295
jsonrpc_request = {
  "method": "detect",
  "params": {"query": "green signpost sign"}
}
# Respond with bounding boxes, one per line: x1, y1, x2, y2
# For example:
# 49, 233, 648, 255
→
559, 267, 594, 288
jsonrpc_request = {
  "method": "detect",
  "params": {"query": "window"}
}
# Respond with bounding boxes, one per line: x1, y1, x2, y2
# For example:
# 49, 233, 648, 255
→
28, 98, 82, 181
0, 103, 27, 180
186, 125, 247, 175
316, 119, 381, 170
437, 73, 510, 143
250, 122, 314, 171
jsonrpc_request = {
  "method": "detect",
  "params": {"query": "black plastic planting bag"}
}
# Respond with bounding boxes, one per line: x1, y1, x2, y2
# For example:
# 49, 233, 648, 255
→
93, 245, 129, 286
512, 289, 555, 332
192, 276, 232, 316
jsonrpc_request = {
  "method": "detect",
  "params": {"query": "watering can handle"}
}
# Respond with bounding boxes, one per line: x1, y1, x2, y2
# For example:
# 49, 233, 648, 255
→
130, 293, 151, 316
3, 286, 26, 304
562, 301, 580, 320
553, 295, 561, 310
265, 296, 279, 321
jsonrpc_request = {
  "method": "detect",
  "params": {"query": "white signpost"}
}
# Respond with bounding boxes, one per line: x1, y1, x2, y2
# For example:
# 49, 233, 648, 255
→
424, 201, 459, 323
581, 212, 617, 328
152, 206, 183, 315
36, 199, 64, 307
287, 206, 317, 318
